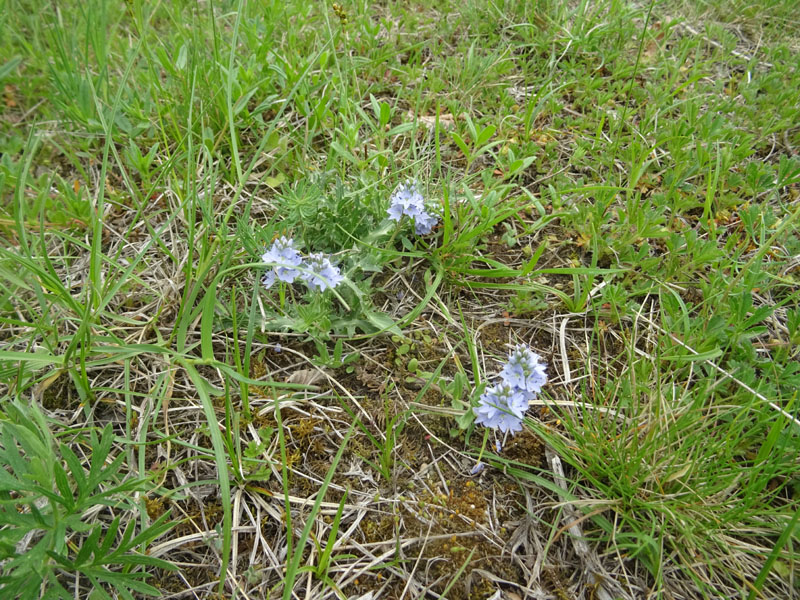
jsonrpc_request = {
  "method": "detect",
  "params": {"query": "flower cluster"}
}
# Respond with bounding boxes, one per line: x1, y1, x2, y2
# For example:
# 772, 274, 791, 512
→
261, 236, 303, 288
301, 252, 344, 291
474, 344, 548, 434
261, 237, 343, 292
387, 181, 439, 235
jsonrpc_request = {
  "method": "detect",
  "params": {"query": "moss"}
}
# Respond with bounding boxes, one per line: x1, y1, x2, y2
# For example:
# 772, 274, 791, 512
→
40, 373, 80, 410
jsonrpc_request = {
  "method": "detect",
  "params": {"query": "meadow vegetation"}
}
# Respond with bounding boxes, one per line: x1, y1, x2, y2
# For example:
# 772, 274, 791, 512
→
1, 0, 799, 598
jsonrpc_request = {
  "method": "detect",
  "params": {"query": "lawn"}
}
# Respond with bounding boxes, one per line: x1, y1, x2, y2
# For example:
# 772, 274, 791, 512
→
1, 0, 799, 598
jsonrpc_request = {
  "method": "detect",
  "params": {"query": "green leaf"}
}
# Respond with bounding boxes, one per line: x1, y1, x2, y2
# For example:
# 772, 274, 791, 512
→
369, 93, 381, 122
98, 516, 122, 558
748, 506, 800, 600
450, 131, 470, 159
386, 122, 414, 137
317, 490, 348, 576
126, 511, 175, 553
282, 423, 355, 600
75, 525, 103, 566
475, 124, 496, 148
363, 310, 403, 336
0, 350, 63, 367
233, 87, 260, 116
521, 242, 546, 277
264, 172, 286, 187
201, 284, 217, 361
182, 363, 231, 589
379, 101, 391, 128
89, 568, 158, 595
661, 347, 723, 362
0, 56, 22, 82
507, 155, 535, 177
52, 462, 75, 512
0, 469, 30, 492
456, 409, 475, 429
330, 141, 362, 165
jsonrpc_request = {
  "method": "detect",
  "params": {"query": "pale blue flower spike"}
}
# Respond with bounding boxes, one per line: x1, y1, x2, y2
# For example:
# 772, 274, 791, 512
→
261, 236, 303, 288
300, 252, 344, 292
474, 344, 548, 435
474, 383, 531, 434
261, 239, 344, 293
499, 344, 548, 394
414, 210, 438, 235
387, 180, 439, 235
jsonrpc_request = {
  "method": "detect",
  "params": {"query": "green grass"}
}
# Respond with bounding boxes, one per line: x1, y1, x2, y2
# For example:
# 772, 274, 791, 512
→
1, 0, 799, 598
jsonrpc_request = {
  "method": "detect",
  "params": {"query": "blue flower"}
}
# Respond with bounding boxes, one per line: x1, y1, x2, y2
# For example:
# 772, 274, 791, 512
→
387, 181, 425, 220
300, 252, 344, 292
472, 344, 548, 435
261, 237, 303, 288
388, 181, 439, 235
474, 383, 532, 435
499, 344, 548, 395
414, 210, 439, 235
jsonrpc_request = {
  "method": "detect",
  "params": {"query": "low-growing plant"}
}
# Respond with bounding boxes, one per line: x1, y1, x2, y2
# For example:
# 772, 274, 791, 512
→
298, 490, 356, 595
311, 338, 360, 371
0, 401, 175, 599
338, 388, 409, 484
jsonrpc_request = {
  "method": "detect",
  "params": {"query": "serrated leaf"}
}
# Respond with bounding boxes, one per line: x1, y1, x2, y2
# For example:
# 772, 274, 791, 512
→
52, 462, 74, 512
74, 525, 103, 566
0, 469, 29, 492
